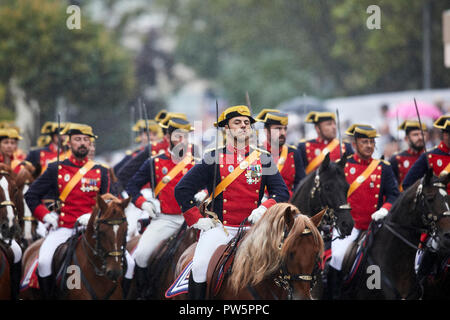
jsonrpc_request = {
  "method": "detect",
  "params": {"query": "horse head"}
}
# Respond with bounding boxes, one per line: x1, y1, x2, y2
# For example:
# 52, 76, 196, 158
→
304, 153, 353, 237
414, 169, 450, 253
0, 164, 21, 241
229, 203, 324, 300
279, 205, 325, 300
86, 194, 130, 282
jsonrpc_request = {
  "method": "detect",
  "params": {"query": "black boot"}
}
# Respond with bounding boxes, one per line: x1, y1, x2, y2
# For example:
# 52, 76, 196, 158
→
38, 275, 55, 300
122, 277, 132, 300
188, 272, 206, 300
134, 266, 149, 300
416, 249, 438, 283
10, 261, 21, 300
326, 266, 343, 300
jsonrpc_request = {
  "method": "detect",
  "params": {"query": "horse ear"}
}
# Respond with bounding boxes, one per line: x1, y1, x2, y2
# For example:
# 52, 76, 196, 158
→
338, 154, 347, 168
320, 153, 330, 170
424, 167, 434, 185
97, 194, 107, 214
284, 205, 296, 229
310, 208, 326, 227
121, 197, 131, 210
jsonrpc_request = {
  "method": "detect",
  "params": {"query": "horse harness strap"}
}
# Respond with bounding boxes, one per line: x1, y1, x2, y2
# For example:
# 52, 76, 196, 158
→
383, 222, 422, 251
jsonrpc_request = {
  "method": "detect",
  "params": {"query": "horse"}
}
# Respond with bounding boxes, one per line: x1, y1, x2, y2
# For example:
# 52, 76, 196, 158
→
20, 193, 130, 300
290, 153, 353, 298
126, 222, 197, 300
0, 163, 23, 300
174, 203, 325, 300
340, 169, 450, 299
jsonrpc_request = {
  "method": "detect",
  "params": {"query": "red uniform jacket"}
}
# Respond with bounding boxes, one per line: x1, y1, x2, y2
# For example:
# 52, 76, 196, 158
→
389, 148, 424, 187
25, 155, 110, 229
344, 154, 399, 230
126, 147, 195, 215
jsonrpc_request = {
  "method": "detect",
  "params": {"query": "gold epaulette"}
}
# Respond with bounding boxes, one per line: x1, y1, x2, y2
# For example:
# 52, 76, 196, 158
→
251, 145, 270, 155
298, 138, 307, 144
125, 149, 132, 156
286, 144, 297, 150
380, 159, 391, 166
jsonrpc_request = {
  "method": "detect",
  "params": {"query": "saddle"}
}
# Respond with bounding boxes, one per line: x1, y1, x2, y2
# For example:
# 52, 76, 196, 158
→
205, 229, 247, 299
52, 231, 82, 293
341, 231, 367, 277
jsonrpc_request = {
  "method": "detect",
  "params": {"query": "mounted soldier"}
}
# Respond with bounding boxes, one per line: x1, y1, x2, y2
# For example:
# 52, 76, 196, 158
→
298, 111, 353, 175
403, 115, 450, 194
328, 124, 399, 299
126, 118, 199, 299
174, 105, 290, 299
24, 123, 135, 299
113, 114, 164, 176
402, 115, 450, 282
255, 109, 305, 198
389, 120, 426, 190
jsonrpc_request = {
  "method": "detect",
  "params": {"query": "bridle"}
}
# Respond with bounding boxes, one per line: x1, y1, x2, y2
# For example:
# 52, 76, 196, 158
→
273, 215, 322, 300
310, 168, 351, 240
384, 177, 450, 252
81, 208, 127, 278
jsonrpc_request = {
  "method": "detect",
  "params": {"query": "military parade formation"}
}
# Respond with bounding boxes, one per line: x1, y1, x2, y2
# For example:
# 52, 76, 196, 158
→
0, 105, 449, 300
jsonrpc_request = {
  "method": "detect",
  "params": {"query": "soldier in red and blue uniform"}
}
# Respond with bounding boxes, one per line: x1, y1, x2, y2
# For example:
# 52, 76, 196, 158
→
26, 122, 64, 177
402, 115, 450, 280
125, 118, 200, 299
298, 111, 353, 175
328, 124, 399, 299
255, 109, 305, 197
403, 115, 450, 193
389, 120, 426, 190
25, 123, 135, 299
115, 112, 187, 191
113, 111, 166, 175
174, 105, 290, 299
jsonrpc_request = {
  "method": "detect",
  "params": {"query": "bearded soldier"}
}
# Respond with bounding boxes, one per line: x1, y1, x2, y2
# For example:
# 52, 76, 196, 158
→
389, 120, 426, 190
25, 123, 135, 299
255, 109, 305, 197
174, 105, 290, 299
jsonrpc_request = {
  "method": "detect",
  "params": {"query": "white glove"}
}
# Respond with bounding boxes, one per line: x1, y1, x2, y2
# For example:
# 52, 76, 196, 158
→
141, 198, 161, 218
248, 205, 267, 224
43, 212, 59, 229
192, 217, 216, 232
76, 213, 91, 226
194, 190, 208, 203
371, 207, 389, 221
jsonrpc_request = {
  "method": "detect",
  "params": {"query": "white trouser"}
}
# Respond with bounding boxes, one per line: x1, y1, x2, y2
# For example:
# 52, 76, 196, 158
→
125, 203, 141, 241
38, 227, 134, 279
10, 240, 22, 264
192, 224, 245, 283
329, 227, 361, 271
133, 213, 185, 268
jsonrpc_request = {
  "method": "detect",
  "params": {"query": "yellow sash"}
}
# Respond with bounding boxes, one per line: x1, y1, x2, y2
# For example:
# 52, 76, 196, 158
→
208, 150, 260, 201
154, 155, 193, 197
347, 159, 380, 198
440, 161, 450, 177
277, 145, 289, 172
305, 139, 340, 174
59, 160, 96, 202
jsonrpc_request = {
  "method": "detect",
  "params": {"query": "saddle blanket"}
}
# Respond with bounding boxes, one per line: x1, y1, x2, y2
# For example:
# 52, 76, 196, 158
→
165, 260, 192, 298
20, 257, 39, 291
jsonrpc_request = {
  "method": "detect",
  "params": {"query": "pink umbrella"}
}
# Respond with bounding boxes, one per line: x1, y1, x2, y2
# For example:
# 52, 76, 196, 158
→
387, 100, 442, 120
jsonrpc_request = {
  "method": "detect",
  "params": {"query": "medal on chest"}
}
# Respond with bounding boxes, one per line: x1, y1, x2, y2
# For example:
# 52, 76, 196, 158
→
245, 164, 262, 184
80, 177, 98, 192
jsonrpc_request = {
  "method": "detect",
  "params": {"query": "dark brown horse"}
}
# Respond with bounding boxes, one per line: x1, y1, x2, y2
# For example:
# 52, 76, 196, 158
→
174, 203, 325, 300
341, 169, 450, 299
20, 194, 130, 300
126, 223, 197, 299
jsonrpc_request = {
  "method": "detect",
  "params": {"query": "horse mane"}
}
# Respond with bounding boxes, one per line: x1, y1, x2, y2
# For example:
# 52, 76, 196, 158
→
228, 203, 323, 293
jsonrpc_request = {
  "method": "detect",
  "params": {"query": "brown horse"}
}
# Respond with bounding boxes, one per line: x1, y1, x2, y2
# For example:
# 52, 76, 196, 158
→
20, 193, 130, 300
174, 203, 325, 300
